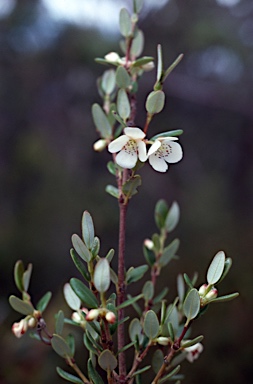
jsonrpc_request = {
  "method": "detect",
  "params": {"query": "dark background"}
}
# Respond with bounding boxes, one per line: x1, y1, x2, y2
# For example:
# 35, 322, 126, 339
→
0, 0, 252, 383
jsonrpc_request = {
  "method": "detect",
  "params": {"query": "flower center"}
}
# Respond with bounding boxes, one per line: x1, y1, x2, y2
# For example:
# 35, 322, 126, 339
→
154, 142, 172, 158
124, 139, 137, 155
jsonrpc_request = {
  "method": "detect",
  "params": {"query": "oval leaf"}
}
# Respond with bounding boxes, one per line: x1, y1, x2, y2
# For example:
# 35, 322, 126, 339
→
165, 201, 180, 233
70, 278, 98, 309
183, 288, 200, 323
91, 103, 112, 139
159, 238, 180, 268
146, 90, 165, 114
22, 263, 33, 292
207, 251, 226, 284
9, 295, 34, 315
119, 8, 132, 37
98, 349, 117, 371
116, 66, 131, 89
101, 69, 115, 94
63, 283, 81, 310
56, 367, 83, 384
144, 310, 159, 340
55, 310, 65, 335
87, 358, 104, 384
36, 291, 52, 312
93, 258, 110, 293
14, 260, 25, 292
117, 88, 130, 120
126, 264, 148, 285
82, 211, 95, 250
51, 334, 72, 358
72, 234, 91, 262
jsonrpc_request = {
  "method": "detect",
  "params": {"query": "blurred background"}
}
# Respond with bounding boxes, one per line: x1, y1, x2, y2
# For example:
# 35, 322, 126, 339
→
0, 0, 252, 383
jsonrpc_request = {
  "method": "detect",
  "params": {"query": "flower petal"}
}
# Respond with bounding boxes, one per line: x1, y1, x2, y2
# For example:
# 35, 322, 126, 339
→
161, 140, 183, 163
115, 149, 138, 169
147, 140, 161, 157
124, 127, 146, 140
108, 135, 129, 153
149, 154, 168, 172
137, 140, 147, 162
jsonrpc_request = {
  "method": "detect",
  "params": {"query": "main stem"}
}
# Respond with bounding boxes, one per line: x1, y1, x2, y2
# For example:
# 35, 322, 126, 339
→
117, 195, 128, 380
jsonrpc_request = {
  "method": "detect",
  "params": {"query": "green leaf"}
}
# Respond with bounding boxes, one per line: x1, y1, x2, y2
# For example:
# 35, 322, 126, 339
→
177, 274, 185, 304
106, 248, 115, 263
36, 291, 52, 312
91, 237, 100, 258
143, 310, 159, 340
14, 260, 25, 292
66, 333, 75, 357
51, 334, 73, 358
181, 335, 204, 349
106, 185, 119, 199
153, 287, 169, 304
87, 358, 104, 384
207, 251, 225, 284
9, 295, 34, 315
209, 292, 239, 303
22, 263, 33, 292
83, 334, 98, 355
132, 56, 154, 68
56, 367, 83, 384
159, 238, 180, 267
216, 257, 232, 284
91, 103, 112, 139
130, 29, 144, 58
156, 44, 163, 83
82, 211, 95, 250
151, 129, 184, 141
116, 293, 143, 309
142, 280, 154, 302
154, 199, 168, 229
129, 318, 144, 344
93, 258, 111, 293
145, 90, 165, 115
158, 365, 181, 383
70, 249, 90, 281
116, 66, 131, 89
143, 244, 156, 266
119, 8, 132, 37
63, 283, 81, 311
117, 341, 136, 355
117, 88, 130, 121
165, 201, 180, 233
168, 322, 175, 341
133, 0, 144, 14
131, 365, 151, 377
152, 349, 164, 374
164, 53, 184, 81
70, 278, 98, 309
183, 288, 200, 324
126, 264, 148, 284
55, 310, 65, 335
71, 234, 91, 263
101, 69, 115, 94
183, 273, 194, 289
98, 349, 118, 371
122, 175, 142, 199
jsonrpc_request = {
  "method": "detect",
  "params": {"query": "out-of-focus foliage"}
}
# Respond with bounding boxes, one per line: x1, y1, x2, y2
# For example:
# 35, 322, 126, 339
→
0, 0, 252, 383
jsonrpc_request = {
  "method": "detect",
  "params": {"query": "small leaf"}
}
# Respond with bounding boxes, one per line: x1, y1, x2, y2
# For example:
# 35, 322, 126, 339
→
117, 89, 130, 120
55, 310, 65, 335
101, 69, 115, 94
158, 365, 181, 383
143, 244, 156, 266
87, 358, 104, 384
51, 334, 72, 358
91, 237, 100, 258
70, 249, 90, 282
152, 349, 164, 374
106, 248, 115, 263
156, 44, 163, 83
142, 280, 154, 302
129, 318, 144, 344
122, 175, 142, 199
126, 264, 148, 284
183, 288, 200, 324
70, 278, 98, 309
71, 234, 91, 263
119, 8, 132, 37
130, 29, 144, 58
164, 53, 184, 80
63, 283, 81, 311
132, 56, 154, 68
177, 274, 185, 304
116, 293, 143, 309
210, 292, 239, 303
22, 263, 33, 292
183, 273, 194, 289
145, 90, 165, 115
159, 238, 180, 268
106, 185, 119, 199
181, 335, 204, 349
117, 341, 136, 355
151, 129, 183, 141
82, 211, 95, 250
91, 103, 112, 139
165, 201, 180, 233
9, 295, 34, 315
133, 0, 144, 13
143, 310, 159, 340
14, 260, 25, 292
98, 349, 117, 371
131, 365, 151, 377
153, 287, 169, 304
207, 251, 226, 284
36, 291, 52, 312
93, 258, 111, 293
154, 199, 168, 229
56, 367, 83, 384
116, 66, 131, 89
216, 257, 232, 285
66, 333, 75, 357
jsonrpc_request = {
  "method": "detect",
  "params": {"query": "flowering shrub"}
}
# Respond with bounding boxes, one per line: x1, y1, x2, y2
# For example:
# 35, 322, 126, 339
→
9, 1, 238, 383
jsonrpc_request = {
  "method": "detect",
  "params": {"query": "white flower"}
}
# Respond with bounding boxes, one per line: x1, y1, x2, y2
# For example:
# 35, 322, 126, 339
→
184, 342, 204, 363
104, 52, 121, 63
147, 137, 183, 172
108, 127, 147, 169
12, 319, 28, 338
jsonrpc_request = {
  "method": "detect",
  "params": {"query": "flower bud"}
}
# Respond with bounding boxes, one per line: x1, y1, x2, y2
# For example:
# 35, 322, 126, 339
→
198, 284, 208, 296
156, 337, 169, 346
72, 311, 83, 323
86, 309, 100, 321
28, 317, 36, 328
184, 342, 204, 363
205, 288, 218, 301
141, 62, 155, 72
104, 52, 120, 64
12, 319, 28, 338
144, 239, 154, 250
93, 139, 107, 152
105, 311, 116, 324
